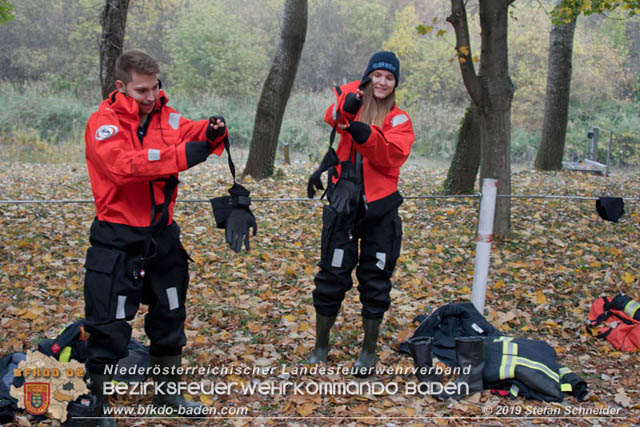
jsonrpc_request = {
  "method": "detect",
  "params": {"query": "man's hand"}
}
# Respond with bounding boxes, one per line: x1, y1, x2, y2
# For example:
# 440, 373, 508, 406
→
206, 115, 226, 141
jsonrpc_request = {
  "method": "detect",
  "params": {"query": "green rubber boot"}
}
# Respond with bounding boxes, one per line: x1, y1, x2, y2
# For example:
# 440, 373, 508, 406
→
308, 313, 337, 364
87, 372, 116, 427
151, 355, 205, 416
353, 317, 382, 378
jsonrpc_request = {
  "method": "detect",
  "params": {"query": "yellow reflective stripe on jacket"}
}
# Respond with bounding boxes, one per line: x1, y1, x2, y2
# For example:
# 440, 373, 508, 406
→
624, 300, 640, 319
514, 356, 560, 383
510, 384, 519, 397
59, 346, 72, 363
559, 367, 571, 378
499, 339, 518, 380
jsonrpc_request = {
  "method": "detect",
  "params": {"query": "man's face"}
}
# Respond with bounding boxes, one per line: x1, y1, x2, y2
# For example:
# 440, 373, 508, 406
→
116, 71, 160, 117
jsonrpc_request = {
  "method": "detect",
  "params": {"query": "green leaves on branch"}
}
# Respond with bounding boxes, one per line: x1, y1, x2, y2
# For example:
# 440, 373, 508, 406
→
0, 0, 14, 25
554, 0, 640, 23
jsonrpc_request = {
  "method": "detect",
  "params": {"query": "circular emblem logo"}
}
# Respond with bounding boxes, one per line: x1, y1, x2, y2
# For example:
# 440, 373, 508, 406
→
95, 125, 118, 141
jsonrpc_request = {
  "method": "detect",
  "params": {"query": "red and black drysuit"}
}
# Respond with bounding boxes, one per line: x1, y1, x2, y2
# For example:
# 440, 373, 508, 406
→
83, 90, 226, 374
313, 80, 414, 320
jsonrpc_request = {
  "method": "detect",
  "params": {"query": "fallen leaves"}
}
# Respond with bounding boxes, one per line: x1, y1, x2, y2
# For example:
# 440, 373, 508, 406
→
0, 161, 639, 423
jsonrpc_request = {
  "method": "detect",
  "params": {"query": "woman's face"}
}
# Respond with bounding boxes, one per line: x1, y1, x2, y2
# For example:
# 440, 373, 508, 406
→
370, 69, 396, 100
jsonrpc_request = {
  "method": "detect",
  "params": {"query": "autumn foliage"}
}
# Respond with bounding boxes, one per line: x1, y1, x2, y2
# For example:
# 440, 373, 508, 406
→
0, 160, 638, 423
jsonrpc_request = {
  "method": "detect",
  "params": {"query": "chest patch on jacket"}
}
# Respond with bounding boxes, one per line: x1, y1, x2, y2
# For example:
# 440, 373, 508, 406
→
148, 149, 160, 161
95, 125, 118, 141
168, 113, 181, 130
391, 114, 408, 127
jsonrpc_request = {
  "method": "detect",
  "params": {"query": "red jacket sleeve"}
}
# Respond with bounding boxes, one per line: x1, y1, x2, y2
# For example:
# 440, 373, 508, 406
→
354, 113, 414, 169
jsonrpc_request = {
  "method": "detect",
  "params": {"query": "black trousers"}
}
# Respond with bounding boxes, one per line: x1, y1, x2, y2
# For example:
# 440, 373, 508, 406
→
313, 204, 402, 319
83, 220, 190, 374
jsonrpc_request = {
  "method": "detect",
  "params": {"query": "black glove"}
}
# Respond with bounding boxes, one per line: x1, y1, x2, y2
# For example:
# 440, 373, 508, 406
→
206, 115, 226, 141
329, 178, 360, 215
345, 120, 371, 144
225, 183, 257, 253
210, 196, 232, 229
307, 169, 324, 199
307, 148, 340, 198
185, 140, 210, 168
342, 93, 363, 115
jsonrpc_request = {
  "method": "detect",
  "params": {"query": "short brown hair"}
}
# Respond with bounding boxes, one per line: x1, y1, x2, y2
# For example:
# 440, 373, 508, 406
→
114, 50, 160, 84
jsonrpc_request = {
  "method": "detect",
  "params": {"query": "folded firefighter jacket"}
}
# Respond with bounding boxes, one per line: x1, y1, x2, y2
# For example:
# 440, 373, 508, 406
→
484, 337, 588, 402
400, 303, 588, 402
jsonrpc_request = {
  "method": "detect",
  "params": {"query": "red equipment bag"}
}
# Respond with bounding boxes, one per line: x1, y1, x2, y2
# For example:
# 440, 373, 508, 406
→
588, 294, 640, 352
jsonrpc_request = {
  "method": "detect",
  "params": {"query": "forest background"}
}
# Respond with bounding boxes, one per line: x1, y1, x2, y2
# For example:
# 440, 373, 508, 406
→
0, 0, 638, 169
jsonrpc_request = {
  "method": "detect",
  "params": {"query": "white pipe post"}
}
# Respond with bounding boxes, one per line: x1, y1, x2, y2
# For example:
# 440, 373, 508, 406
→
471, 178, 498, 314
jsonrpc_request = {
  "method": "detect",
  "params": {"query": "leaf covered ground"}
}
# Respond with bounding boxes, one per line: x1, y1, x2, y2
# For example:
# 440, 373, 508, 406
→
0, 159, 638, 426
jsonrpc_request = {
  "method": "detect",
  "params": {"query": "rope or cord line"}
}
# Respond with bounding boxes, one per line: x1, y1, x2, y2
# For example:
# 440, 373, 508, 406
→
0, 194, 482, 204
0, 194, 638, 205
497, 194, 640, 201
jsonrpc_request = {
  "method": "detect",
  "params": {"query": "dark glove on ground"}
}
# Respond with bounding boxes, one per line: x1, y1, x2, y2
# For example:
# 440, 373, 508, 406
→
307, 148, 340, 198
206, 115, 226, 141
345, 121, 371, 144
185, 140, 210, 168
225, 184, 257, 253
330, 178, 359, 215
342, 93, 363, 115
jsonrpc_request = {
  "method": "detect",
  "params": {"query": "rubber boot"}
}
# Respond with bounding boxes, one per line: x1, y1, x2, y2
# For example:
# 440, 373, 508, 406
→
308, 313, 337, 364
407, 336, 442, 384
87, 372, 116, 427
435, 336, 485, 400
151, 355, 205, 416
353, 317, 382, 378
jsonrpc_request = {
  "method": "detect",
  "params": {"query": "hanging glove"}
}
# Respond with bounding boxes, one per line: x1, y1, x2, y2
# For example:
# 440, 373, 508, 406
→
329, 178, 359, 215
206, 115, 227, 142
225, 183, 257, 253
307, 148, 340, 198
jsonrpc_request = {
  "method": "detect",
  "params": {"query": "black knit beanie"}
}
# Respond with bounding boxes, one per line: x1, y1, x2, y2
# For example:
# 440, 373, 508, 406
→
362, 51, 400, 86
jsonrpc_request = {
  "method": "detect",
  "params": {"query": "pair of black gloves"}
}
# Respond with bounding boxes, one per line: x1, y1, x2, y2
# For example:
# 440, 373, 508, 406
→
307, 93, 371, 215
185, 116, 257, 253
211, 182, 257, 253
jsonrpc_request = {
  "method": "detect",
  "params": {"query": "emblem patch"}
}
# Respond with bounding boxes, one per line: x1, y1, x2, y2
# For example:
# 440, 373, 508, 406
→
24, 382, 50, 416
95, 125, 118, 141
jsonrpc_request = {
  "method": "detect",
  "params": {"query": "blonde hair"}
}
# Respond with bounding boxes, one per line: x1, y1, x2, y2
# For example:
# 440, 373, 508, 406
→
358, 83, 395, 127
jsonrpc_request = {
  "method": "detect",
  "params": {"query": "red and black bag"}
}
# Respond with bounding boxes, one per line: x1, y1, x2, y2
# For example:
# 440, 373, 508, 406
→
588, 294, 640, 352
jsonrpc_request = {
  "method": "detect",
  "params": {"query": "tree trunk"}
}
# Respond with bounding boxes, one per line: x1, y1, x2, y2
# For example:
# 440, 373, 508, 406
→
443, 103, 481, 194
447, 0, 514, 239
478, 0, 514, 239
534, 12, 577, 170
244, 0, 307, 179
99, 0, 130, 99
